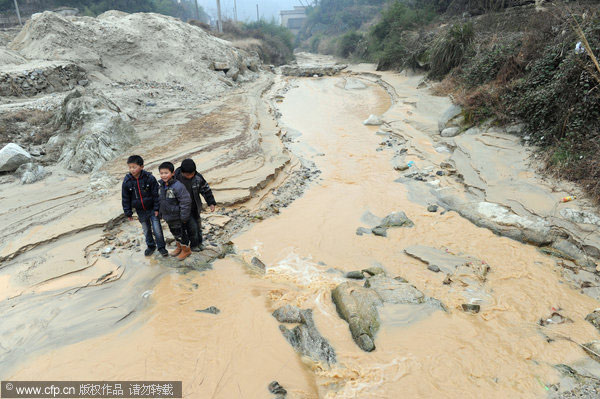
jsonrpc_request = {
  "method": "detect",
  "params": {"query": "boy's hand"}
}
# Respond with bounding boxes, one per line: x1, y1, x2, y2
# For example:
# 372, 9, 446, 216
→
155, 211, 159, 217
128, 216, 133, 221
209, 205, 215, 212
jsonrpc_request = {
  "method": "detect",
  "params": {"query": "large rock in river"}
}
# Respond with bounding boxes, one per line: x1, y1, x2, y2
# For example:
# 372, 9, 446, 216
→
380, 211, 414, 228
332, 282, 382, 352
370, 211, 414, 237
274, 306, 336, 365
404, 245, 490, 282
332, 273, 446, 352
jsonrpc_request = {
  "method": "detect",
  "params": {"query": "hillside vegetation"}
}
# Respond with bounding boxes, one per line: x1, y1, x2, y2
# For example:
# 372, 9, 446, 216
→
302, 0, 600, 202
202, 20, 295, 66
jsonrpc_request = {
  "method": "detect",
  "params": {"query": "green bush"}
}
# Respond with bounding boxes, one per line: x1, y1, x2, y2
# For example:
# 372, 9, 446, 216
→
460, 42, 519, 87
369, 1, 436, 69
375, 35, 410, 69
225, 20, 295, 65
310, 34, 322, 53
428, 22, 474, 79
455, 14, 600, 200
337, 31, 364, 57
244, 21, 294, 53
371, 1, 432, 43
301, 0, 385, 39
509, 47, 600, 142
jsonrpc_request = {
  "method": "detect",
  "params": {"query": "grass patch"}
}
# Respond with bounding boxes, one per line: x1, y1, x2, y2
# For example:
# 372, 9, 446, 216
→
428, 22, 474, 79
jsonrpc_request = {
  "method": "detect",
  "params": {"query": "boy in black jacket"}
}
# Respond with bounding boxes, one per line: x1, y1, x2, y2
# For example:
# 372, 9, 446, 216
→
122, 155, 167, 257
175, 158, 216, 251
158, 161, 193, 261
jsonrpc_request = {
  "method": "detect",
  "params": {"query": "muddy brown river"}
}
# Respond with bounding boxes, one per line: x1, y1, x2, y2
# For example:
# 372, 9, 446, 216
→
5, 73, 600, 398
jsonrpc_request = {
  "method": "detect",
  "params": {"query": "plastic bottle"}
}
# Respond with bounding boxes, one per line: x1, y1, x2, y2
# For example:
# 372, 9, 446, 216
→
560, 195, 576, 203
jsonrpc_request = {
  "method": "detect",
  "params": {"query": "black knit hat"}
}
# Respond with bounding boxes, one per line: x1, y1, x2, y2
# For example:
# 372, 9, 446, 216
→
180, 158, 197, 173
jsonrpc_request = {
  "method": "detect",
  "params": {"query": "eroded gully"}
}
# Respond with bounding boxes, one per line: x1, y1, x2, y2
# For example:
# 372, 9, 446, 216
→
6, 70, 600, 398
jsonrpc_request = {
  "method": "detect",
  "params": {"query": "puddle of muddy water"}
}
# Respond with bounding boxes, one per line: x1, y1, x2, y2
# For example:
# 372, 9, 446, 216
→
4, 74, 600, 399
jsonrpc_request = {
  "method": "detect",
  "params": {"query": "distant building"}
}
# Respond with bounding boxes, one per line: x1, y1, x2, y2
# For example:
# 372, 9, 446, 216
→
280, 6, 306, 35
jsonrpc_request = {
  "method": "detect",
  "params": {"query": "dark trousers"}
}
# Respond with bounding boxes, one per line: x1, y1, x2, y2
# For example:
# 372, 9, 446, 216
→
187, 213, 202, 248
167, 221, 190, 246
137, 210, 166, 250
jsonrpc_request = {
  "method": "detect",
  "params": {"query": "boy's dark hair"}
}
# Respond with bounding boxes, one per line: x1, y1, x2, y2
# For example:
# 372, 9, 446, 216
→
159, 161, 174, 173
127, 155, 144, 166
180, 158, 197, 174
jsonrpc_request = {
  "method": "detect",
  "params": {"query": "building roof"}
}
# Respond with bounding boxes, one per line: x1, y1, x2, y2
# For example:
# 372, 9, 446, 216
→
280, 6, 307, 16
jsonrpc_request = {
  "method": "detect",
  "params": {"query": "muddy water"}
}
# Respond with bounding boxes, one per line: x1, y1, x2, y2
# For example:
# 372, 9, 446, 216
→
235, 77, 600, 397
7, 76, 600, 398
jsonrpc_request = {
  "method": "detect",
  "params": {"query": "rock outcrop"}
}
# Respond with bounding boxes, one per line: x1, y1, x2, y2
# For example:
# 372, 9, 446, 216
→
440, 198, 597, 270
0, 62, 86, 97
273, 306, 336, 365
15, 163, 49, 184
438, 104, 463, 132
280, 64, 347, 77
45, 89, 138, 173
560, 208, 600, 226
585, 310, 600, 333
404, 245, 490, 282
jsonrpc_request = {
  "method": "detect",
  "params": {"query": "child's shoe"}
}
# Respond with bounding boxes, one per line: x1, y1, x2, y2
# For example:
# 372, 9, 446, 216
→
144, 247, 156, 256
177, 245, 192, 261
170, 242, 182, 257
158, 248, 168, 257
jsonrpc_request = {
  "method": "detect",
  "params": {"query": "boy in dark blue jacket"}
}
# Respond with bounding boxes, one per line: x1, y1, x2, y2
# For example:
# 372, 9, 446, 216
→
122, 155, 167, 257
158, 161, 193, 261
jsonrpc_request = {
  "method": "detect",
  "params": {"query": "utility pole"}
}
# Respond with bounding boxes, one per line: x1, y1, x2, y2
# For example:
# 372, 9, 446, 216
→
216, 0, 222, 33
256, 4, 259, 21
233, 0, 237, 22
194, 0, 200, 20
13, 0, 22, 26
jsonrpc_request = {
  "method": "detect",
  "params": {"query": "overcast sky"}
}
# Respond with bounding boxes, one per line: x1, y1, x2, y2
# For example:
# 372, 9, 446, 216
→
196, 0, 310, 22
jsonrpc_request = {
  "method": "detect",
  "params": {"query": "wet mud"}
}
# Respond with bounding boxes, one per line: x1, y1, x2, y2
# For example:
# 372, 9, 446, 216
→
3, 60, 600, 398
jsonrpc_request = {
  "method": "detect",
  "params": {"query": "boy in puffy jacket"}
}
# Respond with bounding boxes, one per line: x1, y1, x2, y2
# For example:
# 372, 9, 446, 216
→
158, 161, 193, 261
122, 155, 167, 257
174, 158, 216, 251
